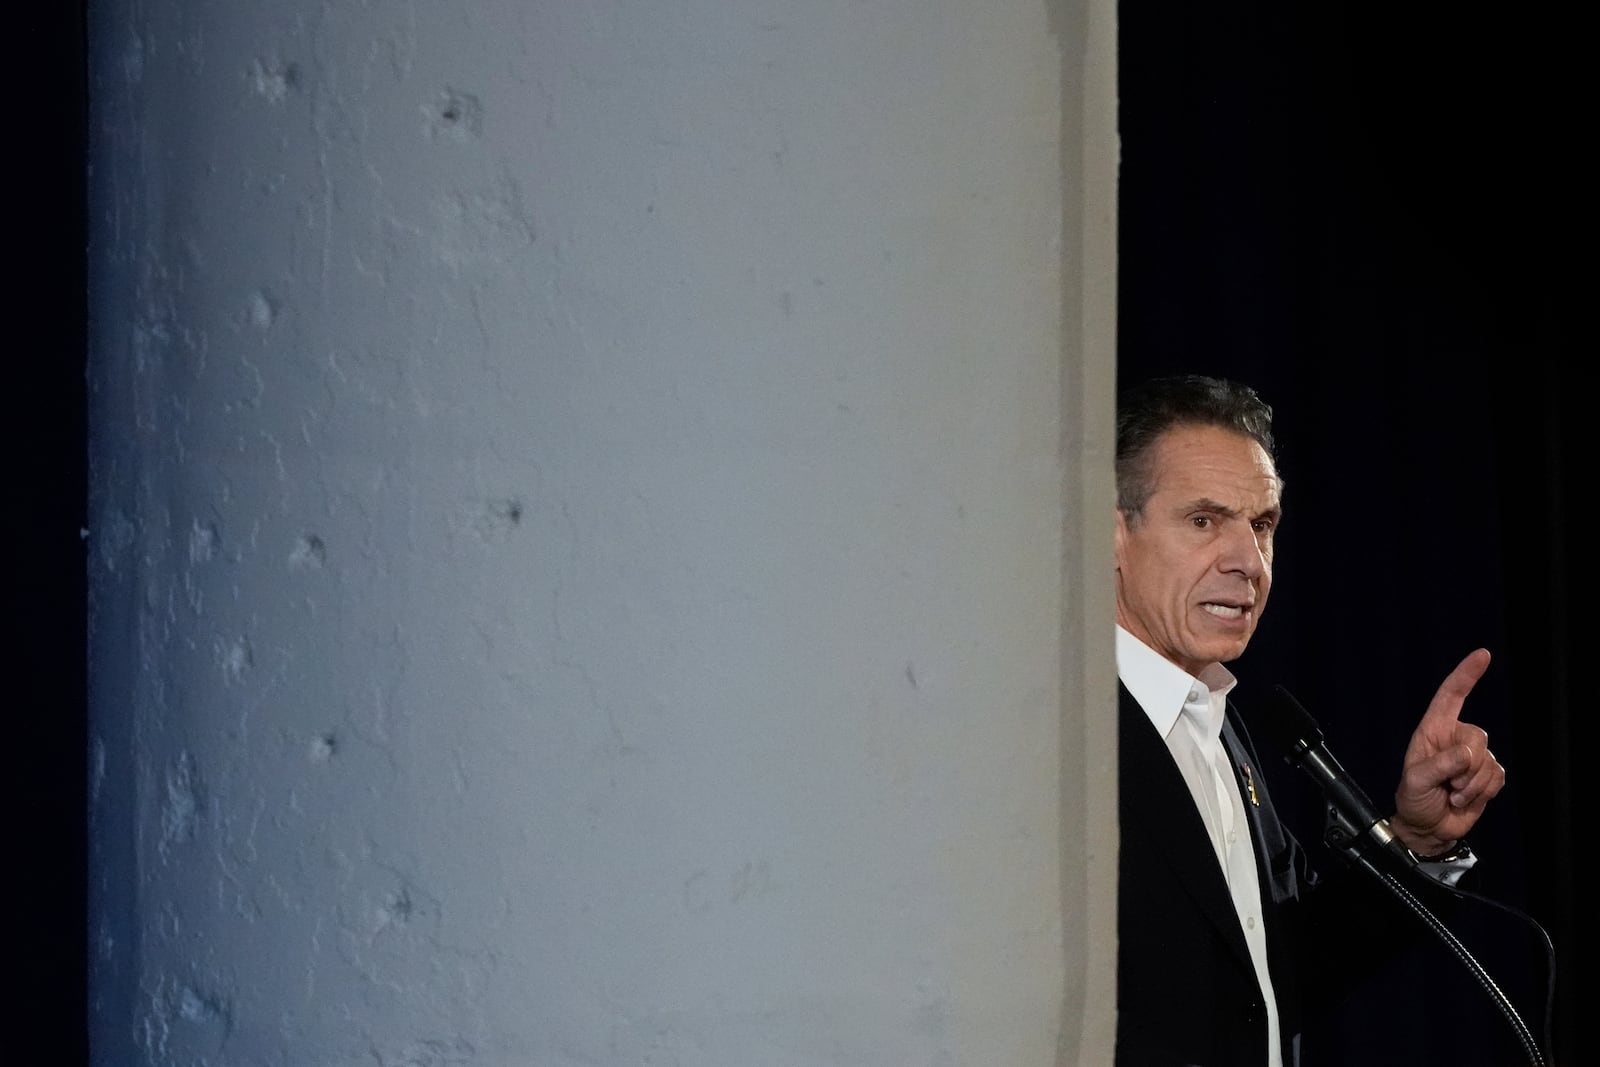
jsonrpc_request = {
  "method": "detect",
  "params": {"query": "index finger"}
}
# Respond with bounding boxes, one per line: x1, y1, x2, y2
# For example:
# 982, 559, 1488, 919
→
1421, 647, 1492, 728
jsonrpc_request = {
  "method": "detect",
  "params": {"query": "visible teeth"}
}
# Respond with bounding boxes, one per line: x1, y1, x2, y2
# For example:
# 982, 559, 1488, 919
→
1202, 603, 1243, 618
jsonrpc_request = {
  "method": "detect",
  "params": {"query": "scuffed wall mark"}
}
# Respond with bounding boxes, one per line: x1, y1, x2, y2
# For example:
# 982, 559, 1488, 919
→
215, 804, 270, 925
232, 344, 268, 411
683, 861, 777, 914
95, 915, 115, 962
183, 518, 221, 616
434, 172, 536, 275
605, 1013, 711, 1062
176, 981, 231, 1028
372, 1035, 477, 1067
136, 992, 171, 1062
122, 32, 144, 86
376, 884, 419, 933
365, 1, 420, 87
905, 661, 918, 689
93, 508, 138, 574
729, 858, 773, 904
261, 430, 290, 492
289, 532, 327, 570
466, 285, 497, 370
307, 49, 335, 297
245, 288, 278, 329
914, 973, 955, 1065
309, 731, 338, 762
463, 496, 523, 545
90, 735, 107, 806
219, 636, 254, 685
137, 974, 235, 1062
683, 868, 711, 914
485, 495, 522, 528
131, 303, 170, 381
327, 345, 407, 412
350, 626, 409, 752
335, 863, 463, 995
237, 793, 269, 867
159, 751, 202, 857
330, 874, 503, 1048
248, 57, 300, 103
342, 866, 444, 948
189, 519, 220, 564
426, 87, 483, 142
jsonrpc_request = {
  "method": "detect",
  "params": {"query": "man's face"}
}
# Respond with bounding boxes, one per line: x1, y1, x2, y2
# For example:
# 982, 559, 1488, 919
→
1114, 424, 1281, 676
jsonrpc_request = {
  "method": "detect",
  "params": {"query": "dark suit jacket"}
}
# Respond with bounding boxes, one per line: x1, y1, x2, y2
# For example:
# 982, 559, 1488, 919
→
1116, 681, 1325, 1066
1116, 681, 1523, 1067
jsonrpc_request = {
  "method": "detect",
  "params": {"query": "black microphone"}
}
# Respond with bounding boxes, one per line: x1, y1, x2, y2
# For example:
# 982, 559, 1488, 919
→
1257, 684, 1419, 869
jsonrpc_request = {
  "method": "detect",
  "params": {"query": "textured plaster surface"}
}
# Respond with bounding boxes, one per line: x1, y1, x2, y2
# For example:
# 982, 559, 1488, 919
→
86, 2, 1098, 1064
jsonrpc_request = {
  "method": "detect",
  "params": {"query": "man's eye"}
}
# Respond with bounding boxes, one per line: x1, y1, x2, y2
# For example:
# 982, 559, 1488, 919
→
1252, 519, 1275, 533
1190, 516, 1210, 528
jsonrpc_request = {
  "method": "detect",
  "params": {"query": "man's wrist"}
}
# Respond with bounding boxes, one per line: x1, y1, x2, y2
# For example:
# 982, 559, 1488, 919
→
1411, 839, 1477, 888
1388, 815, 1455, 859
1411, 839, 1472, 864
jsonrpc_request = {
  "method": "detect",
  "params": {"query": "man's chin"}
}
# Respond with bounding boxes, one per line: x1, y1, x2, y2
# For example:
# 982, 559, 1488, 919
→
1193, 630, 1253, 665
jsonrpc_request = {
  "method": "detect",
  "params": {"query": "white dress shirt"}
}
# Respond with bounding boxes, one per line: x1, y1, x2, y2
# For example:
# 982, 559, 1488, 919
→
1117, 624, 1283, 1067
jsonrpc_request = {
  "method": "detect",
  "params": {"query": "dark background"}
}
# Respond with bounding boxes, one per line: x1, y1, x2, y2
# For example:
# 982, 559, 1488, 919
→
1119, 4, 1585, 1065
21, 3, 1584, 1065
19, 1, 89, 1065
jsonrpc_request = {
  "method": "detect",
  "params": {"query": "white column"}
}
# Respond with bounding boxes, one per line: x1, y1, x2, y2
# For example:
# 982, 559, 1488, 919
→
86, 2, 1117, 1063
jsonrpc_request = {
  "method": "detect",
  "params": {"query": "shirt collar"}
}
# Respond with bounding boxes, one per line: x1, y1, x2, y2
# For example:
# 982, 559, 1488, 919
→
1115, 624, 1238, 739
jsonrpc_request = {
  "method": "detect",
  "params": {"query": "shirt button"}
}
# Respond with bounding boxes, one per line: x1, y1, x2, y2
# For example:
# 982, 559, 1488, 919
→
1246, 916, 1257, 930
1188, 689, 1201, 703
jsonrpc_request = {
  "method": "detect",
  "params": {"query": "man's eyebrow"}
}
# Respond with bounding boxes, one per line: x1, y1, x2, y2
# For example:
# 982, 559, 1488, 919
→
1181, 498, 1282, 522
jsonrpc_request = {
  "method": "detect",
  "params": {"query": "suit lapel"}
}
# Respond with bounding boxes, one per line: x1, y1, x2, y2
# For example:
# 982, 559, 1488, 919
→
1222, 711, 1299, 903
1120, 684, 1256, 971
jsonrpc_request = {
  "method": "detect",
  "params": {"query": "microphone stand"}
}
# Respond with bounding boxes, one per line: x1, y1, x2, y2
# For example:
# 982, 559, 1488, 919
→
1323, 810, 1547, 1067
1257, 685, 1552, 1065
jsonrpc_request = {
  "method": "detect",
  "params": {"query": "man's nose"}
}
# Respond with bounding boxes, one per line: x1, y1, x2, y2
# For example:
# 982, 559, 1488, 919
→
1219, 524, 1267, 577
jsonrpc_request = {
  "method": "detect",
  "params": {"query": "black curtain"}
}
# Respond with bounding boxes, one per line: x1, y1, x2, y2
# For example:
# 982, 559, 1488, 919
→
23, 2, 89, 1065
1118, 4, 1585, 1065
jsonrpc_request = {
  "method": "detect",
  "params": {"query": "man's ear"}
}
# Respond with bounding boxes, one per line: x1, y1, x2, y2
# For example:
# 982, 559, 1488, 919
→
1113, 509, 1128, 570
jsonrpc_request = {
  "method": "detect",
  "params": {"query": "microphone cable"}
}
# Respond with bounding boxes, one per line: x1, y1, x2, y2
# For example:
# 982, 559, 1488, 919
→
1250, 684, 1556, 1065
1335, 833, 1555, 1067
